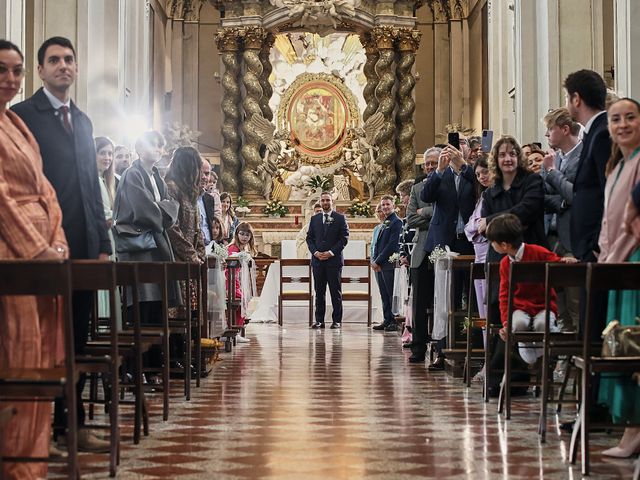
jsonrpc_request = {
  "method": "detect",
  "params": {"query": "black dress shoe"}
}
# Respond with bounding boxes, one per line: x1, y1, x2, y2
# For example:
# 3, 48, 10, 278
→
384, 324, 397, 332
402, 342, 414, 349
311, 322, 325, 329
330, 322, 341, 329
408, 353, 426, 363
372, 324, 386, 330
427, 357, 445, 371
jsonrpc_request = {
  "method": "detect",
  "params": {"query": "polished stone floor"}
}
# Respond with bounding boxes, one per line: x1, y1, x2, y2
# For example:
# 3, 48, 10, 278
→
50, 323, 636, 479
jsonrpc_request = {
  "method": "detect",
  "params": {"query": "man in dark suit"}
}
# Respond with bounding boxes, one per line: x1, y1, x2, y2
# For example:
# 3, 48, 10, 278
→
198, 158, 216, 245
416, 145, 475, 367
12, 36, 111, 452
564, 69, 610, 341
371, 195, 403, 332
564, 69, 610, 263
306, 191, 349, 329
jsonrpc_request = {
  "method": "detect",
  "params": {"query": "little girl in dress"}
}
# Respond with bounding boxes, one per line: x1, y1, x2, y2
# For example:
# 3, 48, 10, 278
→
227, 222, 258, 342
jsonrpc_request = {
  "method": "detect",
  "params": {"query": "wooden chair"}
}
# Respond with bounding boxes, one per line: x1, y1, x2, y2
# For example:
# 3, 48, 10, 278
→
499, 262, 549, 419
538, 262, 585, 442
570, 263, 640, 476
342, 259, 372, 326
464, 262, 486, 387
483, 262, 502, 402
69, 260, 120, 476
0, 261, 78, 478
85, 262, 148, 445
278, 259, 313, 326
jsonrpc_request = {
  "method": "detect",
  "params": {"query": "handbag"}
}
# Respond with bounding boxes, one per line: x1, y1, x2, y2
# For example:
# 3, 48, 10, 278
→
601, 320, 640, 357
113, 223, 157, 253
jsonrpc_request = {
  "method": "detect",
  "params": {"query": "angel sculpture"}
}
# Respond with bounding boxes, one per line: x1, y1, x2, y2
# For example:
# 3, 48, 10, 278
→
343, 112, 384, 201
269, 0, 360, 28
247, 113, 296, 200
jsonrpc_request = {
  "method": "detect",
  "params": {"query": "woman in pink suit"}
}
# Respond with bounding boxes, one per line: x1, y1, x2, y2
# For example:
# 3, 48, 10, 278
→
226, 222, 257, 342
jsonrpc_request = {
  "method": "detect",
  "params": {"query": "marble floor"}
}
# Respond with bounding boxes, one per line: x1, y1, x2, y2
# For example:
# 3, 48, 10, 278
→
50, 322, 636, 479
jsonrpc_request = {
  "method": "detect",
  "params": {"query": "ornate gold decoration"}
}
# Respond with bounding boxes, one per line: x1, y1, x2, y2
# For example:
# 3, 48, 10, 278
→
276, 73, 360, 167
167, 0, 203, 21
371, 26, 397, 193
216, 28, 243, 194
359, 32, 379, 123
240, 26, 266, 195
395, 28, 421, 181
259, 32, 275, 121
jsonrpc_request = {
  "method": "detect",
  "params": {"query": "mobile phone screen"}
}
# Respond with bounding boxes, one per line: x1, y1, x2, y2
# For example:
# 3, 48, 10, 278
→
447, 132, 460, 151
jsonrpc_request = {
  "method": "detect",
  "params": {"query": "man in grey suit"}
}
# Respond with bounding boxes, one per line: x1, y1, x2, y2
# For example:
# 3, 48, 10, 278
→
401, 149, 437, 363
542, 107, 582, 332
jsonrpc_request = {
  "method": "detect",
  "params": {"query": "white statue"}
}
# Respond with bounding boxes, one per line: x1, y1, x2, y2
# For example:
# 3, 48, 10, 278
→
343, 112, 384, 201
246, 113, 297, 200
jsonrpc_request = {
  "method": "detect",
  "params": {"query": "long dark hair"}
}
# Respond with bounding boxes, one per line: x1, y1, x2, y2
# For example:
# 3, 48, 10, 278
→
165, 146, 202, 203
606, 97, 640, 177
474, 155, 490, 200
488, 135, 529, 184
95, 136, 115, 204
0, 40, 23, 60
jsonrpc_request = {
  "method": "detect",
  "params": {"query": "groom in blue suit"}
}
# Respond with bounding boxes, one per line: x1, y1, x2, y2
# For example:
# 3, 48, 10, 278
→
306, 192, 350, 329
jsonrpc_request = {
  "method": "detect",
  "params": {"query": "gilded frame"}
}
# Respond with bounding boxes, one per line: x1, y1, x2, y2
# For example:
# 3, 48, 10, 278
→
277, 73, 359, 166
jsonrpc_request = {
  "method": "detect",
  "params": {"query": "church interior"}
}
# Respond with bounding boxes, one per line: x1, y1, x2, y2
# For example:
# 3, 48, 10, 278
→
1, 0, 640, 479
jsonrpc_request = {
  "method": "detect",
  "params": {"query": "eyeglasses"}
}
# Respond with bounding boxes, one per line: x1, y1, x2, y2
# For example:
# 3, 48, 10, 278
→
0, 64, 26, 79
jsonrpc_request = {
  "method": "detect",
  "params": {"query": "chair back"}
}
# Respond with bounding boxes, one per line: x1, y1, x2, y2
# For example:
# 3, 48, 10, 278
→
279, 259, 312, 296
584, 263, 640, 358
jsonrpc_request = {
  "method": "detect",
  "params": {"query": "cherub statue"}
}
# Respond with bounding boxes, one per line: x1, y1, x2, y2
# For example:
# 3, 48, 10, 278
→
269, 0, 361, 28
246, 113, 296, 200
343, 112, 384, 201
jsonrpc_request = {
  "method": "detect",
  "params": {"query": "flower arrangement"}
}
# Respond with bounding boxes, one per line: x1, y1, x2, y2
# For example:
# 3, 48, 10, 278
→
211, 242, 229, 262
428, 245, 448, 264
262, 200, 289, 217
347, 198, 373, 217
388, 252, 400, 264
306, 175, 332, 191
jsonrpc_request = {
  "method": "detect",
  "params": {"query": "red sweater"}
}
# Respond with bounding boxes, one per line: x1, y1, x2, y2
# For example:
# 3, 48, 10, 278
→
499, 243, 560, 327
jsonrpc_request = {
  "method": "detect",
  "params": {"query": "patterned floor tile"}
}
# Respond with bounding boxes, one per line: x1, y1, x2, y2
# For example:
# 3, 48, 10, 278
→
44, 322, 636, 479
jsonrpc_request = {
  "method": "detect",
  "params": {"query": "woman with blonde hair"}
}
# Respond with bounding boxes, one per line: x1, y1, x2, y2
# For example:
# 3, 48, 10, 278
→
219, 192, 239, 245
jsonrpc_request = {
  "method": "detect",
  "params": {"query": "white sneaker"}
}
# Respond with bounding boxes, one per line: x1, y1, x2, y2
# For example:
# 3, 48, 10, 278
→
236, 335, 250, 343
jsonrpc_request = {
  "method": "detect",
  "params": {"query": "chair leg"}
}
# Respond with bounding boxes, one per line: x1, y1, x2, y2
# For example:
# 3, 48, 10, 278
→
186, 319, 192, 401
278, 295, 282, 326
505, 336, 512, 420
539, 353, 550, 442
497, 372, 506, 414
484, 331, 492, 402
194, 315, 202, 388
569, 403, 582, 465
162, 334, 170, 421
109, 363, 119, 477
557, 361, 573, 413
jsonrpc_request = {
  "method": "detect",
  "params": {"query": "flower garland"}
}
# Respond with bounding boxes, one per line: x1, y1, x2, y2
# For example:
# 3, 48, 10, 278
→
263, 200, 289, 217
347, 198, 373, 217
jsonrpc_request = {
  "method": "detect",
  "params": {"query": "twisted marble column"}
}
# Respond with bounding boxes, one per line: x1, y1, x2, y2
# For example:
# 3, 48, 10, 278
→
216, 29, 242, 195
359, 32, 380, 123
395, 29, 421, 181
258, 32, 275, 122
240, 27, 265, 196
372, 26, 398, 194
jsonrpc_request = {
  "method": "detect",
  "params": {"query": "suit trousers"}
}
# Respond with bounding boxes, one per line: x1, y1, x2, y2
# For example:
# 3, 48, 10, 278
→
376, 268, 396, 326
312, 264, 343, 324
53, 290, 92, 438
411, 258, 433, 355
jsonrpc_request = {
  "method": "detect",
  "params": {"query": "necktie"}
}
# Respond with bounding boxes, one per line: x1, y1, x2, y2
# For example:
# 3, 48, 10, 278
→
59, 106, 72, 134
324, 213, 330, 224
323, 213, 330, 234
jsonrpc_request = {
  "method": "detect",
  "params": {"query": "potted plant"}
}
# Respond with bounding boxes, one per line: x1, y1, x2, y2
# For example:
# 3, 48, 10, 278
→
306, 174, 333, 193
262, 200, 289, 218
236, 196, 251, 217
346, 198, 373, 218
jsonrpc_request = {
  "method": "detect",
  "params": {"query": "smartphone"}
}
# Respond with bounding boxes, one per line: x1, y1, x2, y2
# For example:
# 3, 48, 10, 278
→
447, 131, 460, 151
533, 142, 542, 149
481, 129, 494, 153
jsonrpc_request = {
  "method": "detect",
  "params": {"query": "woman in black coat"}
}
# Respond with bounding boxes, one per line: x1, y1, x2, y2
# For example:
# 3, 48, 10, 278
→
479, 135, 547, 263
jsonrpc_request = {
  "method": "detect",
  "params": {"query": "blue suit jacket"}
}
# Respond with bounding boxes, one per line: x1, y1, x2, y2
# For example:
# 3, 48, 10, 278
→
306, 211, 349, 267
420, 166, 476, 252
570, 112, 610, 261
373, 212, 402, 270
12, 88, 111, 259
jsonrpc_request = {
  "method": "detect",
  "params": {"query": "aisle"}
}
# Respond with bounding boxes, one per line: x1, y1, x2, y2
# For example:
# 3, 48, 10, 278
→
51, 323, 634, 479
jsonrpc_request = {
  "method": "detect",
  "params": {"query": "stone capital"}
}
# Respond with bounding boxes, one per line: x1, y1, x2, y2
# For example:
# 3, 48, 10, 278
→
372, 26, 396, 50
359, 32, 378, 55
395, 28, 421, 52
240, 26, 266, 50
215, 28, 242, 52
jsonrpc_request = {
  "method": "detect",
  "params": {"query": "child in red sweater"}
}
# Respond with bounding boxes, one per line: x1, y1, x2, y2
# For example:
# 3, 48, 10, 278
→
485, 214, 577, 364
